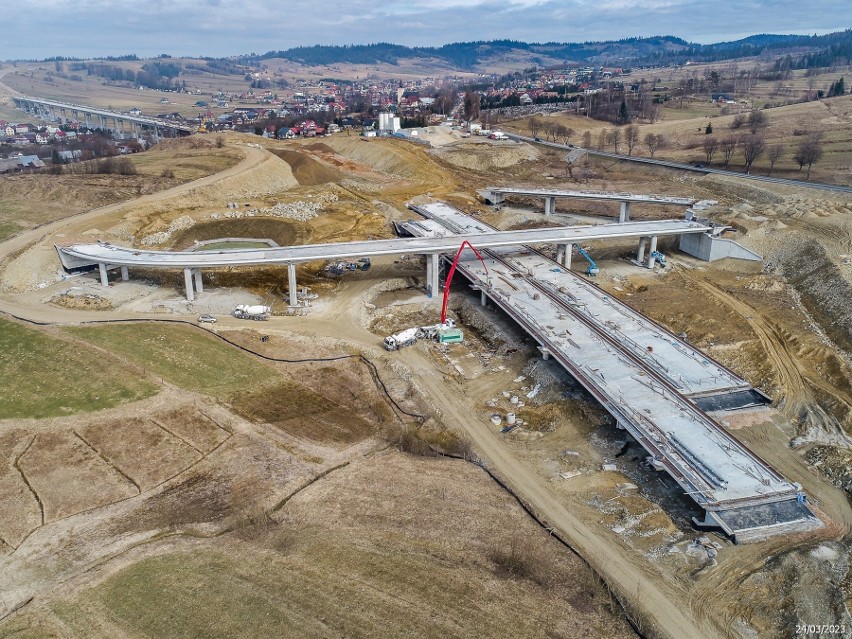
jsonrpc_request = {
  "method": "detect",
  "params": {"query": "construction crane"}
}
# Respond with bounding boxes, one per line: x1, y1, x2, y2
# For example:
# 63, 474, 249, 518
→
575, 245, 600, 276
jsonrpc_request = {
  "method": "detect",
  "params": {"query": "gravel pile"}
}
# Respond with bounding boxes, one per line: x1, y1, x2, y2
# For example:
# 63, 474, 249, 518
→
140, 215, 196, 246
209, 193, 339, 222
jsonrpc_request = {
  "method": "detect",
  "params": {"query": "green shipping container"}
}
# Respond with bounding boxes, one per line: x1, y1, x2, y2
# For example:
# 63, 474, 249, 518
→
437, 328, 464, 344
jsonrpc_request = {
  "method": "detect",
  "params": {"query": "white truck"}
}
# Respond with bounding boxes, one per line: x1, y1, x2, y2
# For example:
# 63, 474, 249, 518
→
384, 320, 457, 351
383, 327, 419, 351
233, 304, 271, 321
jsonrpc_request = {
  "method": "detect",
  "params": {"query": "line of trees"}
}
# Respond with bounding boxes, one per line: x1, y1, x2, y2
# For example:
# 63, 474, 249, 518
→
527, 116, 574, 143
702, 130, 824, 178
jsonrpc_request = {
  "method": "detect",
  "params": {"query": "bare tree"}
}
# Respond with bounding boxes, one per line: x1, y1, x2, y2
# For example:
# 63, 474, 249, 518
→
541, 121, 555, 142
747, 110, 768, 134
528, 116, 542, 138
740, 134, 766, 173
644, 133, 664, 157
720, 135, 738, 169
463, 91, 480, 122
794, 133, 824, 179
582, 130, 592, 148
560, 126, 574, 145
767, 144, 784, 176
597, 129, 607, 150
624, 125, 640, 156
702, 136, 719, 163
608, 127, 622, 153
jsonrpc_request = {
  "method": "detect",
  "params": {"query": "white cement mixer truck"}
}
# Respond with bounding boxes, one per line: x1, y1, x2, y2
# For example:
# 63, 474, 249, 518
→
233, 304, 271, 321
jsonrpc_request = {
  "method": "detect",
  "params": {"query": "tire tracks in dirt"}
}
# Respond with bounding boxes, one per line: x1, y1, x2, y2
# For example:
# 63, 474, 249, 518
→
681, 269, 852, 445
399, 347, 716, 639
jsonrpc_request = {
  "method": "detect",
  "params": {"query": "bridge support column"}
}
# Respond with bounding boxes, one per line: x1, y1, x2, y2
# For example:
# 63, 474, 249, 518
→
637, 237, 648, 263
288, 263, 297, 307
193, 268, 203, 293
426, 253, 440, 299
619, 201, 631, 223
646, 236, 658, 269
556, 244, 573, 269
538, 346, 551, 361
481, 289, 488, 306
98, 263, 109, 287
544, 196, 556, 215
120, 265, 129, 281
184, 268, 195, 302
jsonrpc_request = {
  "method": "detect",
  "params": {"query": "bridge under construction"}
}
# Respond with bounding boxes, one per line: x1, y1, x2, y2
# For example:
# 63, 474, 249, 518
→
57, 216, 715, 303
53, 191, 820, 540
400, 202, 820, 542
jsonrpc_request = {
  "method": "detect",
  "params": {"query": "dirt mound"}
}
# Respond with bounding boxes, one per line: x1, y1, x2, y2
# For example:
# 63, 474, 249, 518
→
270, 149, 342, 186
50, 291, 113, 310
320, 137, 440, 181
303, 142, 336, 154
430, 141, 540, 172
768, 238, 852, 353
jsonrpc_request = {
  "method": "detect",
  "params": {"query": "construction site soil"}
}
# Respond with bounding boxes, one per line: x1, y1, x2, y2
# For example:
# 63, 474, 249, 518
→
1, 132, 852, 639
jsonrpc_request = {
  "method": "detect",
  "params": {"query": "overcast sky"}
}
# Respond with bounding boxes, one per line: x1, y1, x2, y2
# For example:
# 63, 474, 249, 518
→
6, 0, 851, 60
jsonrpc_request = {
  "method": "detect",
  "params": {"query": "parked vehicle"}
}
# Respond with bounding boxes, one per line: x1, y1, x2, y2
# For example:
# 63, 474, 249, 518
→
198, 314, 217, 324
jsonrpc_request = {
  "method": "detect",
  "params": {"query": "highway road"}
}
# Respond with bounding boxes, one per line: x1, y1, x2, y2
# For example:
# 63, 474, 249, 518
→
507, 133, 852, 194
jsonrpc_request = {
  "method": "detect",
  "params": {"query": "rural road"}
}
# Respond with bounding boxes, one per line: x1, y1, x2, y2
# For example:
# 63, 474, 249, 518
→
508, 133, 852, 194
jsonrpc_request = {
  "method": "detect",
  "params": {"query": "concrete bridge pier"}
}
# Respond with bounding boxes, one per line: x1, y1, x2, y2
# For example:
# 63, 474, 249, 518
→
193, 268, 204, 293
646, 236, 658, 269
184, 268, 195, 301
637, 237, 648, 263
544, 196, 557, 215
120, 265, 129, 281
556, 243, 573, 269
425, 253, 440, 298
619, 201, 631, 223
99, 263, 109, 287
288, 263, 297, 306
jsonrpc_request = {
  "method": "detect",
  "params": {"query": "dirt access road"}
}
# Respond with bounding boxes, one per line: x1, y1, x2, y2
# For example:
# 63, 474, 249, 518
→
398, 347, 714, 638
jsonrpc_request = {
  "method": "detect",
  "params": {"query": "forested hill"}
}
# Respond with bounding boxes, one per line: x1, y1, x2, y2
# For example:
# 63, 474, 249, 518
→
244, 30, 852, 69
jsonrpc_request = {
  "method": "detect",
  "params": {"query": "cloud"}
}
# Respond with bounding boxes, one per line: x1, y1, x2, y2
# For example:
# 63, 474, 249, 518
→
6, 0, 851, 59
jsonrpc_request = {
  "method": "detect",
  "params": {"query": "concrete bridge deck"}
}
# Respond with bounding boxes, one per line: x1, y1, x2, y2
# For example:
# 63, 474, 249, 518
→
404, 202, 818, 541
56, 218, 714, 303
480, 186, 697, 218
407, 203, 754, 400
13, 96, 194, 136
58, 219, 713, 268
